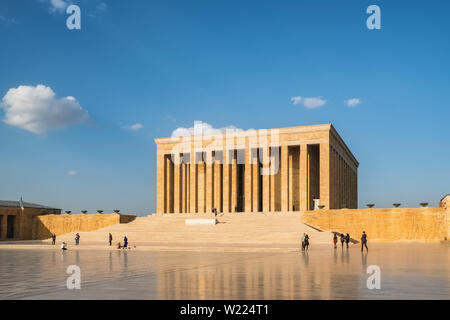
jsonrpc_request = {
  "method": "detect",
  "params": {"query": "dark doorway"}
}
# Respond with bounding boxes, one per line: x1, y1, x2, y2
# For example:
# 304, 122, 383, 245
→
7, 215, 15, 239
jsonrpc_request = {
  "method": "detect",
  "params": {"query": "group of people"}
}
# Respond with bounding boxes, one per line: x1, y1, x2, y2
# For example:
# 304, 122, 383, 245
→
52, 232, 132, 251
332, 231, 369, 252
333, 233, 350, 248
108, 232, 131, 249
115, 235, 129, 249
301, 233, 310, 251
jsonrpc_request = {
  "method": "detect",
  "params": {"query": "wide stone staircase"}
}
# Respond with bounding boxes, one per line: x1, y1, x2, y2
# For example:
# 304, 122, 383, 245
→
46, 212, 333, 251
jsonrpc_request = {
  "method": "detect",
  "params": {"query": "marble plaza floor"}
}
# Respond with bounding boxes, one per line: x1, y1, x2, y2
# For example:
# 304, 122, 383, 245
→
0, 243, 448, 299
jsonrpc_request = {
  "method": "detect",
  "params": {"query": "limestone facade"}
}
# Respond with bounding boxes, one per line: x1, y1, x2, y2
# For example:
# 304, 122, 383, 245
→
155, 124, 359, 213
0, 201, 61, 240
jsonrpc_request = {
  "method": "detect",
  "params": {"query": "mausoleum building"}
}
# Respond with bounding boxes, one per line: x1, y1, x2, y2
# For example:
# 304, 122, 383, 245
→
155, 124, 358, 213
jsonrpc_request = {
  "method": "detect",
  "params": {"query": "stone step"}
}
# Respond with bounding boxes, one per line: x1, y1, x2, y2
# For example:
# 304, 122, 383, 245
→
48, 213, 333, 247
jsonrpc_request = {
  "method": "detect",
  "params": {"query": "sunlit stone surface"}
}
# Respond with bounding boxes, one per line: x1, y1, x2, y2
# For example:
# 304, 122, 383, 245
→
0, 243, 448, 299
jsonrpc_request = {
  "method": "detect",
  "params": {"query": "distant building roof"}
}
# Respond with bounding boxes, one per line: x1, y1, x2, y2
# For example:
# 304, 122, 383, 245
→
0, 200, 60, 210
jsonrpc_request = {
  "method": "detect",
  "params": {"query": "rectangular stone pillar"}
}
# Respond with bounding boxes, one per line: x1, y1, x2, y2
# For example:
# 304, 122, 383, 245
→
252, 149, 259, 212
186, 163, 190, 212
214, 157, 222, 212
288, 149, 293, 212
223, 149, 230, 212
262, 147, 270, 212
330, 149, 335, 209
320, 143, 330, 210
174, 157, 181, 213
244, 147, 252, 212
270, 148, 276, 212
231, 151, 238, 212
165, 155, 174, 213
299, 144, 308, 211
198, 158, 206, 213
205, 152, 213, 213
181, 162, 186, 213
156, 152, 165, 214
189, 151, 197, 213
281, 145, 288, 212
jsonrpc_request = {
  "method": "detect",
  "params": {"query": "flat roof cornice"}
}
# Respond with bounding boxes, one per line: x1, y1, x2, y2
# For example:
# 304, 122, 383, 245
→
154, 123, 332, 144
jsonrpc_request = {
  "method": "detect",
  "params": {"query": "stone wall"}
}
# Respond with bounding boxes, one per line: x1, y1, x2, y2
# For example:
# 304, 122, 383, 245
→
301, 207, 449, 242
0, 207, 60, 240
31, 213, 136, 240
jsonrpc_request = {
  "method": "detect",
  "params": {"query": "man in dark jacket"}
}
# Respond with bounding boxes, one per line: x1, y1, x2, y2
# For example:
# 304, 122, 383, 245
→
345, 233, 350, 248
361, 231, 368, 252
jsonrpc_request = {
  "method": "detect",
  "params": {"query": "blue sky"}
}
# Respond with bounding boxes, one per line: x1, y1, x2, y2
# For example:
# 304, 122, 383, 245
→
0, 0, 449, 215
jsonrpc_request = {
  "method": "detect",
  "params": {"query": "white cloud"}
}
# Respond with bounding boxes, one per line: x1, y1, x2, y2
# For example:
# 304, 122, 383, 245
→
291, 96, 327, 109
67, 170, 77, 176
290, 96, 302, 105
96, 2, 107, 11
344, 98, 361, 107
48, 0, 69, 12
0, 15, 18, 24
1, 84, 90, 134
302, 97, 327, 109
171, 121, 242, 137
126, 123, 143, 130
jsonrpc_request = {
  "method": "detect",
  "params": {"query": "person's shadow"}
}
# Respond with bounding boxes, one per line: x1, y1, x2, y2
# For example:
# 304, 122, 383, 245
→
361, 251, 368, 266
302, 251, 309, 267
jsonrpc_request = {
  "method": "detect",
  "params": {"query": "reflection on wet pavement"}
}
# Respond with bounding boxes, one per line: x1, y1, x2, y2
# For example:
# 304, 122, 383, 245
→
0, 243, 448, 299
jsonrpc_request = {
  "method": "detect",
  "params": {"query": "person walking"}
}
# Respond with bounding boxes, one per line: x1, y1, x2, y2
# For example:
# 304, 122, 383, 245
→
75, 233, 80, 246
361, 231, 368, 252
51, 234, 56, 245
109, 233, 113, 246
345, 233, 350, 248
304, 234, 310, 251
340, 233, 345, 248
123, 236, 128, 248
61, 242, 67, 251
333, 234, 338, 249
301, 233, 306, 251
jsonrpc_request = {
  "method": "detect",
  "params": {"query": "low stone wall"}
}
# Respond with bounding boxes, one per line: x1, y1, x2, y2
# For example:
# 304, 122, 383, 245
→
31, 213, 136, 240
301, 207, 449, 242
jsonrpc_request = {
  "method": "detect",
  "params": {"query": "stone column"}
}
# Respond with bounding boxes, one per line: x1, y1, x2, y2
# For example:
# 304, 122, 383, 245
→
270, 148, 278, 212
198, 158, 206, 213
231, 151, 238, 212
186, 163, 190, 212
181, 162, 186, 213
223, 149, 230, 212
205, 152, 213, 213
165, 155, 174, 213
252, 149, 259, 212
174, 156, 181, 213
214, 157, 222, 212
288, 149, 293, 212
262, 147, 270, 212
331, 148, 336, 209
156, 152, 165, 214
320, 143, 330, 210
280, 145, 288, 212
299, 144, 308, 211
189, 151, 197, 213
244, 146, 252, 212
